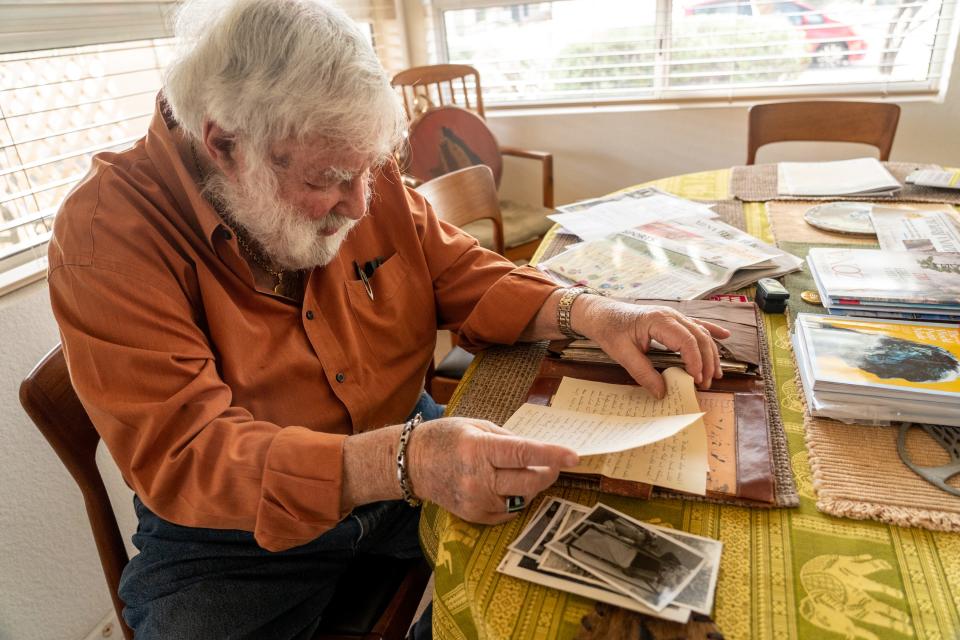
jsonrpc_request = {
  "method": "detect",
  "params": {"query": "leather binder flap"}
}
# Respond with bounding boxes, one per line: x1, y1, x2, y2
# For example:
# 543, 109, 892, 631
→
730, 391, 776, 504
557, 472, 654, 499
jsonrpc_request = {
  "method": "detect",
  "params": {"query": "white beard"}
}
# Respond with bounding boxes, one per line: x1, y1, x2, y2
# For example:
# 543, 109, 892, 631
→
203, 164, 361, 271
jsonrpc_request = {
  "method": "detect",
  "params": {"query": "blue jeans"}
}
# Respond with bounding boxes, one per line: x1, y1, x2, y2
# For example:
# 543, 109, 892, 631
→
119, 392, 444, 639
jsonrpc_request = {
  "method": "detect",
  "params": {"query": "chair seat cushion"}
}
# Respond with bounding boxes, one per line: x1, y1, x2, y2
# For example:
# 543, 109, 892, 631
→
435, 346, 474, 379
461, 200, 554, 252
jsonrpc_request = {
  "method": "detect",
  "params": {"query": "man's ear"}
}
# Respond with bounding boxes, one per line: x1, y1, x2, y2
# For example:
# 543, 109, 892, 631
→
202, 121, 239, 179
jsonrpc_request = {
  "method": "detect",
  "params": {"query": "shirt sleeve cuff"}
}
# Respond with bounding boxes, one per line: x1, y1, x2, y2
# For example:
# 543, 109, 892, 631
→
458, 266, 561, 350
255, 426, 348, 552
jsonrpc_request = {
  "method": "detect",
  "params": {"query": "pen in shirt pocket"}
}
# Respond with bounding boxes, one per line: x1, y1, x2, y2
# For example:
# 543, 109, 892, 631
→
353, 256, 385, 301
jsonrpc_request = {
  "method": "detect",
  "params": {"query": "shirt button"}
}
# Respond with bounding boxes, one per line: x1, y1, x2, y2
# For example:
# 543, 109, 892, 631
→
305, 310, 314, 320
335, 372, 346, 383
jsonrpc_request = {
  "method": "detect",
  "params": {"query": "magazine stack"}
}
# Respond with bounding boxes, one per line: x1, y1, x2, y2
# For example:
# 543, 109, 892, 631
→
806, 247, 960, 322
792, 314, 960, 426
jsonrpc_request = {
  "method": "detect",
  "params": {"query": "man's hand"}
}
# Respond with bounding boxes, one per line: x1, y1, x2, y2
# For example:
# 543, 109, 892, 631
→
575, 297, 731, 397
407, 417, 579, 525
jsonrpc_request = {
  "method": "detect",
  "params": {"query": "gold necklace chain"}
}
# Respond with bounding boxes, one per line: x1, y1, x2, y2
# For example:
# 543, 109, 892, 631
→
188, 142, 292, 296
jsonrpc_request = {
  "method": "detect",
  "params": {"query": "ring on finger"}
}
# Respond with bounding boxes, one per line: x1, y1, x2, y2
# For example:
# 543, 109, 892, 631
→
506, 495, 526, 513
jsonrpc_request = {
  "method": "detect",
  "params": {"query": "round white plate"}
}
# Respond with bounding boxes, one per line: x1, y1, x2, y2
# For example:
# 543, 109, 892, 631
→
803, 201, 877, 236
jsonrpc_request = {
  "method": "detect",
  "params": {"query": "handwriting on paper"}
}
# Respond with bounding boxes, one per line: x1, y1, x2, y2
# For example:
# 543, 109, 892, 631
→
502, 404, 703, 458
546, 368, 709, 495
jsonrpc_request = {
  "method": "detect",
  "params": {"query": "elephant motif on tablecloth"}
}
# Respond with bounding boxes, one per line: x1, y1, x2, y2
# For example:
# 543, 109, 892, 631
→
799, 554, 913, 640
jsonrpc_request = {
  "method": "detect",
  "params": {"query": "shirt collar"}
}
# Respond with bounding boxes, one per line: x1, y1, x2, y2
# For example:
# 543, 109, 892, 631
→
144, 92, 228, 251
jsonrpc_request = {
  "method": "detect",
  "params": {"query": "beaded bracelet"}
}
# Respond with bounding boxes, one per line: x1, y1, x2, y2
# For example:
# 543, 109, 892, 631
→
396, 412, 423, 507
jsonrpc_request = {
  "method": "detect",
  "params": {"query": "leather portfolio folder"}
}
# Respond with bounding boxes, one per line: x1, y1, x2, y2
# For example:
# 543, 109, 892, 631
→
527, 355, 777, 506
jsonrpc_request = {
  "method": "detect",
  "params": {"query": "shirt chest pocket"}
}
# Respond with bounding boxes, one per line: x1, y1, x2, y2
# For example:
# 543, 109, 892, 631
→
344, 252, 435, 363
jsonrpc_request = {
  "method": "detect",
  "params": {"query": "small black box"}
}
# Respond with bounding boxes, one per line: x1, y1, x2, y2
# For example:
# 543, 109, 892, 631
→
756, 278, 789, 313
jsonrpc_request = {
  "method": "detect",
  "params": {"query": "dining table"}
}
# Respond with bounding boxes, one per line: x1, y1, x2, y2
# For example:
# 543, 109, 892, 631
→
418, 165, 960, 640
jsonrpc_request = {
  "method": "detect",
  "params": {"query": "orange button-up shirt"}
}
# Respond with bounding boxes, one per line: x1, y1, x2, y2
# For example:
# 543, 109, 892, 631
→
48, 97, 559, 551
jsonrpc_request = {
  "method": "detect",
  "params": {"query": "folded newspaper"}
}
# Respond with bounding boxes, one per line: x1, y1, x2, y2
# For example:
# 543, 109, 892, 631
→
541, 188, 801, 299
906, 169, 960, 190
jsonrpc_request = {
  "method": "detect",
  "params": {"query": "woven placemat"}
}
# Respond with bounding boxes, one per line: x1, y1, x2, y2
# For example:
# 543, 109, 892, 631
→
732, 162, 960, 204
800, 382, 960, 532
446, 342, 550, 425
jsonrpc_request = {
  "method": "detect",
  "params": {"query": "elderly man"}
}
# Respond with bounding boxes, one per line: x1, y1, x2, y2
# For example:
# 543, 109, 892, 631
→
48, 0, 727, 637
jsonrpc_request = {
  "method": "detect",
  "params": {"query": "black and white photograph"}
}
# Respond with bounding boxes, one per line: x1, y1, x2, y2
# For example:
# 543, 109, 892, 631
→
656, 528, 723, 616
536, 507, 605, 585
547, 504, 706, 611
509, 498, 563, 558
496, 550, 691, 623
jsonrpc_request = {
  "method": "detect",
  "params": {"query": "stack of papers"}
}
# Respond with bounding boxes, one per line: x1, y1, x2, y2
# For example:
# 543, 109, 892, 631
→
807, 247, 960, 321
547, 187, 718, 242
777, 158, 901, 196
792, 314, 960, 426
906, 169, 960, 190
540, 186, 802, 300
498, 499, 722, 622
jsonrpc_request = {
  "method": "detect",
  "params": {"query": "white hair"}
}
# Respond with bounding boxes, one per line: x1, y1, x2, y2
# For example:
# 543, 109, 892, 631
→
163, 0, 405, 163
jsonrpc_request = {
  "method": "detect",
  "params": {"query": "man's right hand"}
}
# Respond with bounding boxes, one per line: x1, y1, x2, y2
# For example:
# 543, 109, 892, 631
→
407, 417, 579, 525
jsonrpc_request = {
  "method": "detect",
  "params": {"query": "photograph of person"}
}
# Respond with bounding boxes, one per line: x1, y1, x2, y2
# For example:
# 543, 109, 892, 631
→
548, 505, 705, 611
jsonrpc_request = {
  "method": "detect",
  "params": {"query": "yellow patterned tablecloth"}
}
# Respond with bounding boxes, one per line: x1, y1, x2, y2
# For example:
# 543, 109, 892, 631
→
419, 169, 960, 640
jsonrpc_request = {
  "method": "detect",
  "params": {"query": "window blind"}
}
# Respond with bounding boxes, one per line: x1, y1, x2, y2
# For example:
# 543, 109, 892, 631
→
0, 38, 173, 291
0, 1, 179, 54
429, 0, 959, 107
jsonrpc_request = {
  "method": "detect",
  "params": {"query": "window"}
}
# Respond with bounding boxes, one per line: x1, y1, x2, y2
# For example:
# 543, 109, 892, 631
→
0, 39, 174, 294
430, 0, 959, 108
0, 0, 405, 294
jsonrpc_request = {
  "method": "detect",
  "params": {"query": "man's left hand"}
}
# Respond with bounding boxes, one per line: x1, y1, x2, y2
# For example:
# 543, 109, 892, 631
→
575, 297, 731, 398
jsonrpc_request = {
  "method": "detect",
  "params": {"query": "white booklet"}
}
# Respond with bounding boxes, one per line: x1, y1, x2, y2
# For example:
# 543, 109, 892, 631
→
777, 157, 901, 196
869, 207, 960, 253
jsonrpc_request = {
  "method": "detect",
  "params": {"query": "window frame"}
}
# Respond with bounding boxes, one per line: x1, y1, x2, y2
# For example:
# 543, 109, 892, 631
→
428, 0, 960, 112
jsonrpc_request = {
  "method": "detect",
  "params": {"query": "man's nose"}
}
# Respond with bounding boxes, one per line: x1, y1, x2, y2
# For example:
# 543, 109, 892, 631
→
336, 176, 368, 220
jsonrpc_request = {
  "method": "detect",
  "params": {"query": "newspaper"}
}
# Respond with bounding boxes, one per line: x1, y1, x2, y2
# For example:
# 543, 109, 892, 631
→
869, 207, 960, 253
547, 187, 717, 242
905, 169, 960, 190
539, 217, 802, 300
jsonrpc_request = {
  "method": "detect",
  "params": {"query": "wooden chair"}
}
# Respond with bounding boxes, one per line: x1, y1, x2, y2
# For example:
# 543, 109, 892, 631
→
416, 164, 505, 255
392, 65, 555, 261
392, 64, 485, 120
415, 165, 506, 401
746, 100, 901, 165
20, 345, 431, 640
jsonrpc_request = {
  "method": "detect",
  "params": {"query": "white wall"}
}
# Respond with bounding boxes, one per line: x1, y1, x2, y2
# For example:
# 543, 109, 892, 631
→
0, 40, 957, 640
490, 46, 960, 206
0, 281, 136, 640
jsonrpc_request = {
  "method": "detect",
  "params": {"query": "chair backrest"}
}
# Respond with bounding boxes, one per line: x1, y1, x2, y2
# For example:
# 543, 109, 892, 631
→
19, 345, 134, 640
403, 105, 503, 187
746, 101, 901, 164
392, 64, 484, 121
416, 164, 505, 255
